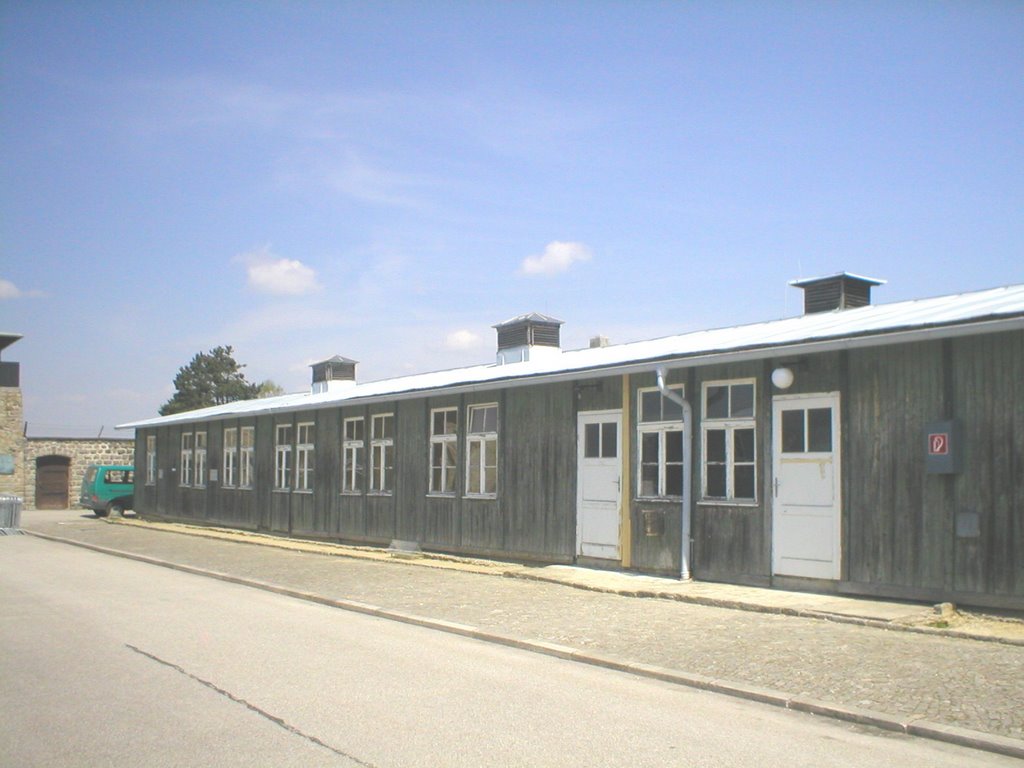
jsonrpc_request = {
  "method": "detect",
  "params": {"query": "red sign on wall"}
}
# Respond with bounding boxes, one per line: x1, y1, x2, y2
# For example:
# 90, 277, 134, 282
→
928, 433, 949, 456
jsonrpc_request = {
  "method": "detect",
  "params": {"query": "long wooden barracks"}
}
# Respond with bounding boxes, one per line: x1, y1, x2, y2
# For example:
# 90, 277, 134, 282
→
120, 274, 1024, 610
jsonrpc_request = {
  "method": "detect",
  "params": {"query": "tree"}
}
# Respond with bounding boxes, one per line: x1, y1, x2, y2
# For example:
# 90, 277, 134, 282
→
159, 346, 260, 415
256, 379, 286, 398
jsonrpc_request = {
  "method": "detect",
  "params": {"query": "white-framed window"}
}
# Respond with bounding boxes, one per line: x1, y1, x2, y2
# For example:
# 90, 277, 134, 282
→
240, 426, 255, 489
145, 435, 157, 485
637, 385, 685, 498
370, 414, 394, 494
429, 407, 458, 495
466, 403, 498, 497
702, 379, 756, 502
296, 422, 315, 492
275, 424, 293, 490
180, 432, 193, 486
223, 427, 238, 488
194, 431, 207, 488
342, 417, 364, 493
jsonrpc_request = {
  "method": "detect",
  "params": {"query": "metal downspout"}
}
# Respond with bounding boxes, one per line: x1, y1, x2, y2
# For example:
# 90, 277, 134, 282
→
656, 367, 692, 580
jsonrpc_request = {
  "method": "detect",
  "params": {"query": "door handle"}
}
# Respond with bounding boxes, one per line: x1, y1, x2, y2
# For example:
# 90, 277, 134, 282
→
774, 477, 780, 497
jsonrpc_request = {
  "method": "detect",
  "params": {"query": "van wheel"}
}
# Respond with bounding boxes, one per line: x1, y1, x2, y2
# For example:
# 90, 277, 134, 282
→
94, 508, 110, 518
106, 502, 124, 519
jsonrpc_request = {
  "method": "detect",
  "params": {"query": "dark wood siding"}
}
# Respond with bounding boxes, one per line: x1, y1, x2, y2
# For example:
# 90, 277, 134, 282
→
951, 331, 1023, 599
420, 395, 461, 549
842, 331, 1023, 604
845, 341, 945, 589
629, 369, 686, 575
503, 381, 577, 559
689, 361, 770, 584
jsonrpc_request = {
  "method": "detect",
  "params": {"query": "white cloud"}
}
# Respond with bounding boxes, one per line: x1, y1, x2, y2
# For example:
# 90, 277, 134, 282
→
236, 245, 321, 296
519, 241, 592, 277
0, 278, 44, 299
444, 329, 482, 350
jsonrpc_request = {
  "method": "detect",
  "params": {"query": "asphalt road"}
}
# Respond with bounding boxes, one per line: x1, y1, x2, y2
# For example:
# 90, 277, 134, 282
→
0, 535, 1015, 767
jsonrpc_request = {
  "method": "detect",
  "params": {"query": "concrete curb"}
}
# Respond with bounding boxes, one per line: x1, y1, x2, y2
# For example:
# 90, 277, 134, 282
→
23, 529, 1024, 761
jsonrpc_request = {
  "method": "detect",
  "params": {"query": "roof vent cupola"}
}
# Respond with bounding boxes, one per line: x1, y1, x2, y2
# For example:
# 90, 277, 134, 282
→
789, 272, 886, 314
310, 355, 357, 394
493, 312, 564, 365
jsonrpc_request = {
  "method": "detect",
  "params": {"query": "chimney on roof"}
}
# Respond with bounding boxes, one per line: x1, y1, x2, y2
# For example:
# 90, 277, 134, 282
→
590, 335, 610, 348
493, 312, 564, 365
310, 355, 357, 394
789, 272, 885, 314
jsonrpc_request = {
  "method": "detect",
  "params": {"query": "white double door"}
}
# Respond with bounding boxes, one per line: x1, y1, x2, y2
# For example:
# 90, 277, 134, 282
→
772, 393, 842, 580
576, 410, 622, 560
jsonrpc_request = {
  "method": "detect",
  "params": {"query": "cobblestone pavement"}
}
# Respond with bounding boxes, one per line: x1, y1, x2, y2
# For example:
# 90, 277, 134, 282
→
19, 511, 1024, 743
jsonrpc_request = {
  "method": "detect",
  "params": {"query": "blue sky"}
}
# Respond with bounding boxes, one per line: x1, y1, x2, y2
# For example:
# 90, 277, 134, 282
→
2, 2, 1022, 436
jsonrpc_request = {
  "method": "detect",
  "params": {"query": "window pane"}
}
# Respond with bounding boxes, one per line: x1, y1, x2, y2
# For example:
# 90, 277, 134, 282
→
434, 409, 457, 436
483, 406, 498, 433
584, 423, 600, 458
374, 415, 393, 439
665, 430, 683, 463
665, 464, 683, 497
640, 464, 658, 496
431, 466, 443, 492
731, 384, 754, 418
808, 408, 832, 452
468, 442, 481, 491
640, 390, 661, 422
782, 410, 805, 453
706, 386, 728, 419
705, 429, 726, 462
662, 395, 683, 423
734, 428, 755, 463
734, 465, 755, 499
641, 432, 660, 463
706, 465, 726, 498
601, 422, 617, 458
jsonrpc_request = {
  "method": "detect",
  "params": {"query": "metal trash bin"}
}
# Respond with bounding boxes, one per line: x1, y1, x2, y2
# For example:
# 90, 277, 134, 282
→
0, 494, 23, 534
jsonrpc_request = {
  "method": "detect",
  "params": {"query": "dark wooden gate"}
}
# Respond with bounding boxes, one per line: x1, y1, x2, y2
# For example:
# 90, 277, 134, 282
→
36, 456, 71, 509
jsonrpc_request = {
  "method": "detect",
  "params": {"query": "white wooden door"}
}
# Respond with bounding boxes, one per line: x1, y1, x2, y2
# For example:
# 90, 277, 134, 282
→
577, 410, 622, 560
772, 393, 841, 580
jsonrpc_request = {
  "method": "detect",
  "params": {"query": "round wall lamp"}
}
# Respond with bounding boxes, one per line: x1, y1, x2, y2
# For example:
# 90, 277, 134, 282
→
771, 367, 795, 389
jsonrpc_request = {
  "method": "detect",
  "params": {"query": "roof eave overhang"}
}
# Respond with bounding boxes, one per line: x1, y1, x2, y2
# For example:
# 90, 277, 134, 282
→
119, 314, 1024, 430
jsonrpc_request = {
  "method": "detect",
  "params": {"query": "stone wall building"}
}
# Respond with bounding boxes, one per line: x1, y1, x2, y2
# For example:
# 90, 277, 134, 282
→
1, 333, 134, 509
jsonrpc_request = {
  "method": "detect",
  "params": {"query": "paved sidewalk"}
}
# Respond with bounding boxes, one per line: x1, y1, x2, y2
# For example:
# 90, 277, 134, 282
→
17, 510, 1024, 758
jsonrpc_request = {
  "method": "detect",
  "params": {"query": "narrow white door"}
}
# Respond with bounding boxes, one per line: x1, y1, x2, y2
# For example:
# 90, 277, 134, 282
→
577, 411, 622, 560
772, 393, 841, 580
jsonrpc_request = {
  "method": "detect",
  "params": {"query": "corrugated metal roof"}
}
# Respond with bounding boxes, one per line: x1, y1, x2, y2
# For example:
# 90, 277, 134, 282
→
118, 282, 1024, 429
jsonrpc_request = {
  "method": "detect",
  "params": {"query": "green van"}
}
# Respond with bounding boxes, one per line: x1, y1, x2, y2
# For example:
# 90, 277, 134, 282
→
79, 464, 134, 518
